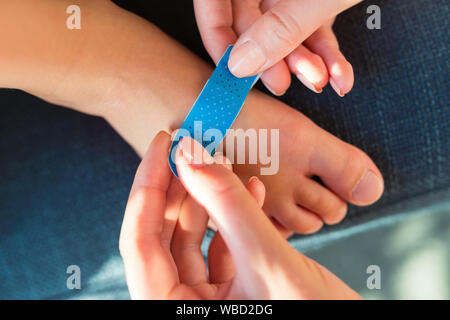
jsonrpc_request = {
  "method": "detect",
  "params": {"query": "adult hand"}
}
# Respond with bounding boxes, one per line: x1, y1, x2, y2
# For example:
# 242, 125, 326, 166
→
119, 131, 360, 299
194, 0, 361, 96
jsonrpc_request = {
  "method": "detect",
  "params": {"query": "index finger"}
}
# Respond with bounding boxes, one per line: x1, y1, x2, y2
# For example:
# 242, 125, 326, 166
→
229, 0, 361, 77
175, 137, 287, 268
193, 0, 237, 63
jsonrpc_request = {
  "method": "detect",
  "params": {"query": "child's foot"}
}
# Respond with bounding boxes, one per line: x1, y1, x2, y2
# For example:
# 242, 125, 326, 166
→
232, 91, 384, 235
107, 86, 383, 236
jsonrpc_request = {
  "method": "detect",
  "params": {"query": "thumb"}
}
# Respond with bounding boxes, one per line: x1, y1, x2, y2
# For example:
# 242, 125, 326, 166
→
175, 137, 286, 266
228, 0, 361, 77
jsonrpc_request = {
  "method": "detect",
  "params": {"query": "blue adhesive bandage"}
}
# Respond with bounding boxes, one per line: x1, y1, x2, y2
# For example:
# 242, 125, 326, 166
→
168, 46, 259, 177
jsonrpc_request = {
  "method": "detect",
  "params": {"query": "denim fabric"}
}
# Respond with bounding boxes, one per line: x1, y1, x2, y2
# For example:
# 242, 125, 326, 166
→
0, 0, 448, 299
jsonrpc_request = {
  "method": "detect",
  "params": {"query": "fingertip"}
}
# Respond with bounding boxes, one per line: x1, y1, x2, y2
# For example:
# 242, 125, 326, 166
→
296, 73, 324, 94
153, 131, 173, 154
329, 57, 354, 96
304, 26, 355, 97
246, 176, 266, 208
175, 137, 215, 169
260, 61, 291, 96
133, 131, 172, 188
228, 40, 267, 78
175, 138, 239, 200
286, 46, 329, 93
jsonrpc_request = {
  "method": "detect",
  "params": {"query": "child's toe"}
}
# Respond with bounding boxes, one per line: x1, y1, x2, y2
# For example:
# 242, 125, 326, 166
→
294, 177, 347, 225
309, 135, 384, 206
269, 201, 324, 234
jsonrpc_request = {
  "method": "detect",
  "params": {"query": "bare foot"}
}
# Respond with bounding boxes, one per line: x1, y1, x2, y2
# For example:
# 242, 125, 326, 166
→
106, 85, 383, 236
232, 91, 384, 234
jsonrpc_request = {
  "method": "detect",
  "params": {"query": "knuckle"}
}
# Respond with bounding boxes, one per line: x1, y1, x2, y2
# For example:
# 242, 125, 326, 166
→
265, 8, 302, 48
314, 37, 340, 52
209, 175, 241, 200
172, 241, 200, 255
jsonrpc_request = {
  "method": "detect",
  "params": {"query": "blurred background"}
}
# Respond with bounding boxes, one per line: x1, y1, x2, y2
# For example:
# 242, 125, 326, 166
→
307, 203, 450, 299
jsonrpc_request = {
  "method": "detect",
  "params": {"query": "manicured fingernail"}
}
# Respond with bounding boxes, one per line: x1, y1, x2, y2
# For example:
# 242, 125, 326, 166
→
296, 73, 322, 93
263, 81, 286, 96
228, 41, 266, 78
177, 137, 214, 167
329, 78, 344, 97
352, 170, 384, 204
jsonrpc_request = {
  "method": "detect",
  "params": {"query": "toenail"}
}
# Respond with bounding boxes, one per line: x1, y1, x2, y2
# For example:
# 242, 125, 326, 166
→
328, 206, 347, 225
338, 206, 347, 220
352, 170, 384, 204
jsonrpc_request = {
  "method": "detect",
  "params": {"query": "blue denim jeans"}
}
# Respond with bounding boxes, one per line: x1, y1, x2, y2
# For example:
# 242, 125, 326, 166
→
0, 0, 448, 299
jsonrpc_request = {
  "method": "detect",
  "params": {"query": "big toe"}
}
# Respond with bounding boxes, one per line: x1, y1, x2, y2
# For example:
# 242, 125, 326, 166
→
309, 133, 384, 206
351, 169, 384, 204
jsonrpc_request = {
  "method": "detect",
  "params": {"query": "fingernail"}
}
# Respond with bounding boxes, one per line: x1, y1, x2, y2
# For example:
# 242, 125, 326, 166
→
248, 176, 259, 184
352, 170, 384, 204
329, 78, 344, 97
177, 137, 214, 167
296, 73, 322, 93
263, 81, 286, 96
228, 41, 266, 78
